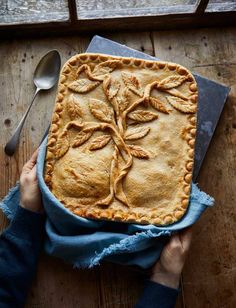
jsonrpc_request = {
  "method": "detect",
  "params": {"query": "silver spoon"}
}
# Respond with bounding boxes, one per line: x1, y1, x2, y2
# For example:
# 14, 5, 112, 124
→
5, 49, 61, 156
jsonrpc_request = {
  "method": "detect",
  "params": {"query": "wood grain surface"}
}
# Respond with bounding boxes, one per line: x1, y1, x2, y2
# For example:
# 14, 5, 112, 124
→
0, 27, 235, 307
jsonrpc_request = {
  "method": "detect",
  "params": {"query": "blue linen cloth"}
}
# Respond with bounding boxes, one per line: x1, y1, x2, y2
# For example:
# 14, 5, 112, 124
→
0, 138, 214, 269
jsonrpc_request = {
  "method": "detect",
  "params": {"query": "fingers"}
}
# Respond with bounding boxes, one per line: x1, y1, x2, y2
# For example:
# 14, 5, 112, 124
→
30, 149, 39, 163
169, 233, 181, 247
22, 149, 39, 173
179, 227, 193, 252
164, 233, 182, 254
166, 228, 192, 255
31, 163, 37, 175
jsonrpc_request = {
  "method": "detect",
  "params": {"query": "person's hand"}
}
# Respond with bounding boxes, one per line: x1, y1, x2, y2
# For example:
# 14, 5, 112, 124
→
151, 228, 192, 289
20, 149, 43, 213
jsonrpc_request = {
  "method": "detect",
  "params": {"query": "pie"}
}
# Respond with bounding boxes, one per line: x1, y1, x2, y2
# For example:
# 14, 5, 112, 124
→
44, 53, 198, 226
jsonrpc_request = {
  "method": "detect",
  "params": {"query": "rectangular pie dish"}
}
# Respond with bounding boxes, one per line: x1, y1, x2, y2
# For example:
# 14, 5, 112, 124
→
44, 53, 198, 226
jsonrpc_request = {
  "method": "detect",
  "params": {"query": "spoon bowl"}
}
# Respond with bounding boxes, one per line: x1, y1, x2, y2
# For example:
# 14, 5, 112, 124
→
34, 50, 61, 90
5, 49, 61, 156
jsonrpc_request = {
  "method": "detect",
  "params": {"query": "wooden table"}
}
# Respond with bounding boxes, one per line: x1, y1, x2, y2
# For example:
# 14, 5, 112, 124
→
1, 27, 236, 307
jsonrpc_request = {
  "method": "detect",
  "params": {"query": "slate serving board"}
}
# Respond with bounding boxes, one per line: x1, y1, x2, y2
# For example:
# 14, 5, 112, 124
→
86, 35, 230, 181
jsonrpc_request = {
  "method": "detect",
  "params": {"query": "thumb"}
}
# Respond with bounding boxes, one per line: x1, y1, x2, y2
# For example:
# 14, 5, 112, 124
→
179, 227, 193, 252
22, 149, 39, 173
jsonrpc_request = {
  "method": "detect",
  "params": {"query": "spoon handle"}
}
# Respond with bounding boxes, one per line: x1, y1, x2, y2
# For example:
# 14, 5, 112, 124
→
5, 88, 41, 156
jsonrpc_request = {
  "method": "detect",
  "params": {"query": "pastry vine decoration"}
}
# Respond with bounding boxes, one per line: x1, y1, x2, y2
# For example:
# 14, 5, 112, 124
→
55, 60, 196, 208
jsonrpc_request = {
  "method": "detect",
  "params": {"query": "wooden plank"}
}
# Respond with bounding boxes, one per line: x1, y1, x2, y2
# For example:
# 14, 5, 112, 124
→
26, 257, 144, 307
153, 26, 236, 307
104, 32, 155, 56
97, 263, 144, 308
26, 255, 101, 307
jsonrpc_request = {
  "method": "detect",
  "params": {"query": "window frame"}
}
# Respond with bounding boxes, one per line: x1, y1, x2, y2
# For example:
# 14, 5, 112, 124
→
0, 0, 235, 38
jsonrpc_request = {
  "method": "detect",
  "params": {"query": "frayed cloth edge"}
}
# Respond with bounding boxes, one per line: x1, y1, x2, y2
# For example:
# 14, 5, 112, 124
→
192, 183, 214, 206
73, 229, 171, 269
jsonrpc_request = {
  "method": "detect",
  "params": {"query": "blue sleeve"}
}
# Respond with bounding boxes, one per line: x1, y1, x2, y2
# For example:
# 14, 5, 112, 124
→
0, 206, 45, 308
135, 280, 179, 308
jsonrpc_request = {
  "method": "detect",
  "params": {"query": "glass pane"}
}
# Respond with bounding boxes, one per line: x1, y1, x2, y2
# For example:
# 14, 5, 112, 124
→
206, 0, 236, 12
0, 0, 69, 24
76, 0, 198, 19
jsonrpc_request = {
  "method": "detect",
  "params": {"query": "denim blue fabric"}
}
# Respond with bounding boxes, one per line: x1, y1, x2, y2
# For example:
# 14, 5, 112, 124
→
0, 138, 214, 269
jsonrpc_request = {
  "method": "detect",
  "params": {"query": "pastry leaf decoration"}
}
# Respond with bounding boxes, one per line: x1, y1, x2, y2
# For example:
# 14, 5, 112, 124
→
68, 79, 100, 93
55, 133, 70, 158
166, 96, 196, 113
103, 76, 120, 100
72, 130, 93, 148
157, 76, 186, 90
89, 135, 111, 150
122, 72, 143, 97
117, 89, 130, 112
149, 97, 170, 114
66, 95, 83, 120
127, 110, 158, 122
76, 64, 89, 77
92, 60, 120, 77
128, 145, 150, 159
89, 99, 114, 123
164, 88, 188, 101
124, 126, 150, 141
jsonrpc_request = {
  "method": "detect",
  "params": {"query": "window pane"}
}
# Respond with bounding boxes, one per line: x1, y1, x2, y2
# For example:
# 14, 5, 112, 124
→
206, 0, 236, 12
0, 0, 69, 24
76, 0, 198, 19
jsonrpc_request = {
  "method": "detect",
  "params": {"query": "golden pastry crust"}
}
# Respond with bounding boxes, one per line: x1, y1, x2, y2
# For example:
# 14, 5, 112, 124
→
44, 53, 198, 226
